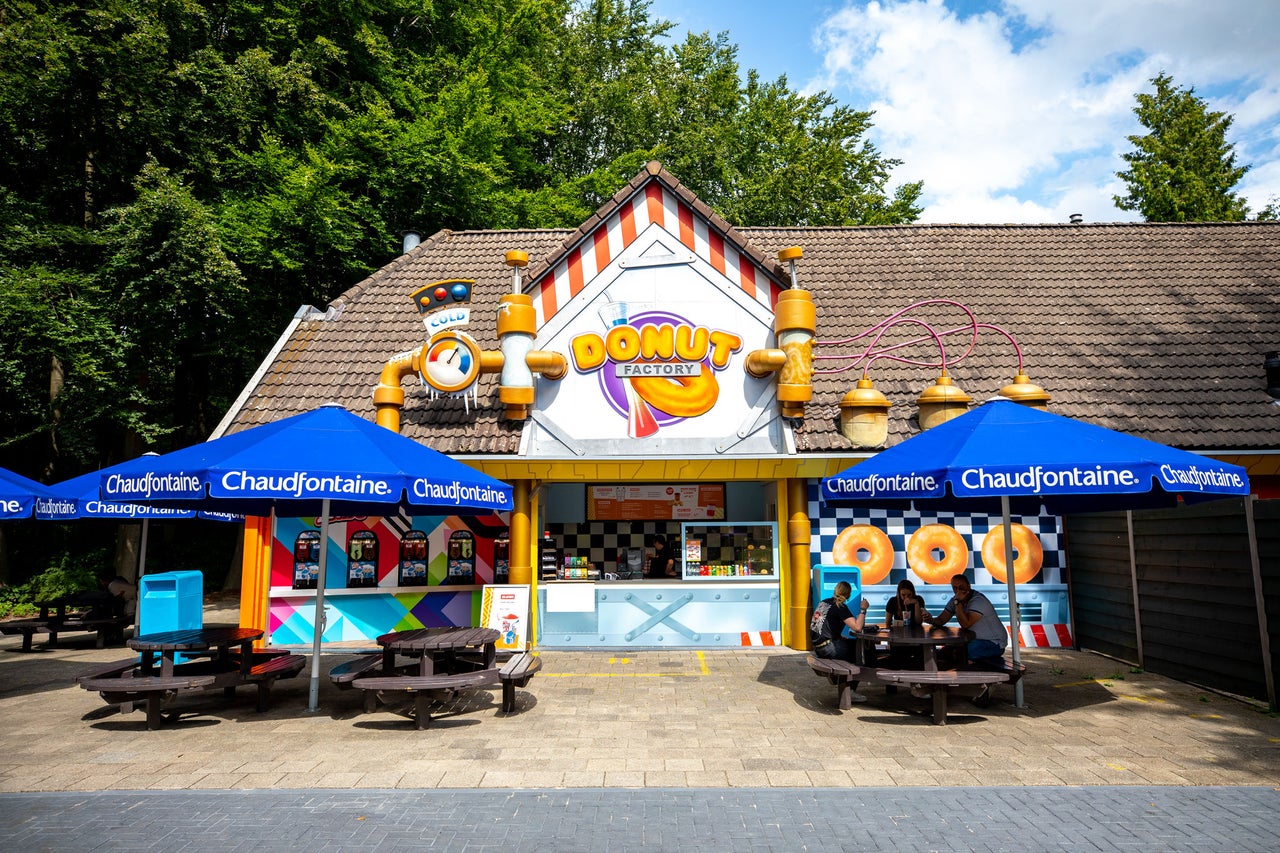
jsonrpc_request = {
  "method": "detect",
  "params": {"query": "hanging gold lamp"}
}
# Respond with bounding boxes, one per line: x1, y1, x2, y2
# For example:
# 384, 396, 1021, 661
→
999, 371, 1051, 409
839, 376, 892, 447
916, 370, 971, 429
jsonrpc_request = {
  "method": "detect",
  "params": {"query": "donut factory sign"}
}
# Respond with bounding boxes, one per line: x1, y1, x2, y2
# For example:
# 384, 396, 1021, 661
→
524, 236, 783, 457
569, 310, 741, 438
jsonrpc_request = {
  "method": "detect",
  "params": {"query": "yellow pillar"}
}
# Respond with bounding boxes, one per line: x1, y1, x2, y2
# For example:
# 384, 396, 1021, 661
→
238, 515, 273, 647
786, 478, 813, 650
509, 480, 532, 585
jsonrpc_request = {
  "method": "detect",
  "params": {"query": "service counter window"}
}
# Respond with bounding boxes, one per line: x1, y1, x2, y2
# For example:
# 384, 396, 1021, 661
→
680, 522, 778, 580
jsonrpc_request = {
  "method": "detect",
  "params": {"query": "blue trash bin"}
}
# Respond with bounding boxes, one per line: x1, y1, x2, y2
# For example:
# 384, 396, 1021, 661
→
138, 570, 203, 635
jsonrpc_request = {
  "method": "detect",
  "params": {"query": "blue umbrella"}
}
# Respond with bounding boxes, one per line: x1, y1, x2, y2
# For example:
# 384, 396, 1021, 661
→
0, 466, 54, 520
99, 404, 514, 710
36, 458, 243, 579
821, 399, 1250, 705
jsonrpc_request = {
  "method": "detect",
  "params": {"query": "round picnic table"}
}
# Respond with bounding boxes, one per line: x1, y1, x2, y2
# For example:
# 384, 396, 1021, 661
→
376, 626, 500, 676
129, 626, 263, 677
852, 624, 967, 672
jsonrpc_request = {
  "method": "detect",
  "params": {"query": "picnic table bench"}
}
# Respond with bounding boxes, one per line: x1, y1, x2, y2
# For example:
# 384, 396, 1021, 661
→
807, 655, 1024, 725
0, 600, 130, 652
330, 645, 542, 726
75, 627, 305, 729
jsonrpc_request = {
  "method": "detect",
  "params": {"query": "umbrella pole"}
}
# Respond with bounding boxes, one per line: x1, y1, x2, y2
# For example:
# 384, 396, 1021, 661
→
138, 518, 150, 580
307, 499, 331, 712
1002, 496, 1024, 708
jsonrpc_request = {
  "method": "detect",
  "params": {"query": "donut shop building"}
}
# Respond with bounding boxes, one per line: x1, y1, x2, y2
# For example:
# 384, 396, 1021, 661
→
219, 163, 1279, 681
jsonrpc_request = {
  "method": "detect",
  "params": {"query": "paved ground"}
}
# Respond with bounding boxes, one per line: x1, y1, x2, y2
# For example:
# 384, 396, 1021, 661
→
1, 786, 1277, 852
1, 599, 1277, 849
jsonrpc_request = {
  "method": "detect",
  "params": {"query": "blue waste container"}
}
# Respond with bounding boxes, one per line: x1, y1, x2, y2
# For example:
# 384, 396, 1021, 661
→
138, 570, 203, 635
811, 565, 862, 638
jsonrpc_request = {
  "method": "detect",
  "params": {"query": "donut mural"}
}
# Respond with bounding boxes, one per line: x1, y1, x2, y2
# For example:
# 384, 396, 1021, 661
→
814, 486, 1073, 648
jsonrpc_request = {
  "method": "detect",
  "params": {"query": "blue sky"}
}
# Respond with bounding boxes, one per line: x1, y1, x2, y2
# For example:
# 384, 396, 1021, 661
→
646, 0, 1280, 224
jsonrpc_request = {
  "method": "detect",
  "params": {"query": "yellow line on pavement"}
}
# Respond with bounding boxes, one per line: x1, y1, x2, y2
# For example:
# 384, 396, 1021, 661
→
538, 651, 713, 678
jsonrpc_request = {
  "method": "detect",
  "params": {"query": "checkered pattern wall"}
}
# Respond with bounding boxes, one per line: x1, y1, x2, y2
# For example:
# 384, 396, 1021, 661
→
546, 521, 682, 575
809, 485, 1063, 587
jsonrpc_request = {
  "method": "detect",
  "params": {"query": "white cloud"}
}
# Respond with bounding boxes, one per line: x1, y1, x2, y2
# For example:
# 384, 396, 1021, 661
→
813, 0, 1280, 222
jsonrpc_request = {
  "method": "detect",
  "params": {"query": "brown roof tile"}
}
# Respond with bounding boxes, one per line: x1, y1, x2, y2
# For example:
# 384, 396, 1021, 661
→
223, 170, 1280, 456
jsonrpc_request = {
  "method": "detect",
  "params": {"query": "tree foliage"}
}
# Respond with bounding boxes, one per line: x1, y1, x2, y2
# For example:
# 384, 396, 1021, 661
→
0, 0, 920, 580
1114, 73, 1249, 222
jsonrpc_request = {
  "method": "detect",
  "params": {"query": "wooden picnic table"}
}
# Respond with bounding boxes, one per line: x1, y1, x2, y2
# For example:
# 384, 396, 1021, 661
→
130, 626, 263, 677
80, 626, 305, 728
808, 623, 1017, 724
376, 626, 500, 676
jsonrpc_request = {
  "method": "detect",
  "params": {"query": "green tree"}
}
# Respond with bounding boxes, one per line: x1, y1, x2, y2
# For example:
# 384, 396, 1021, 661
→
1114, 73, 1249, 222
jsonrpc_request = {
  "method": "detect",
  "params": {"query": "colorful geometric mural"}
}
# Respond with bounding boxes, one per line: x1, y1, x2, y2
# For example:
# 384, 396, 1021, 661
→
267, 511, 506, 645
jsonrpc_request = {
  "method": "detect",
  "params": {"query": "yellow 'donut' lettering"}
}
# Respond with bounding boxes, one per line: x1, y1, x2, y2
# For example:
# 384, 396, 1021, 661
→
604, 325, 641, 362
639, 324, 676, 361
675, 325, 710, 361
571, 333, 606, 371
707, 330, 743, 368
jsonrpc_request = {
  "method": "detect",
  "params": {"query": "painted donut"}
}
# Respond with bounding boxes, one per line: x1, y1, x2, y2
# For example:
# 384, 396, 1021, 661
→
981, 523, 1044, 584
831, 524, 894, 585
630, 370, 719, 419
906, 524, 969, 585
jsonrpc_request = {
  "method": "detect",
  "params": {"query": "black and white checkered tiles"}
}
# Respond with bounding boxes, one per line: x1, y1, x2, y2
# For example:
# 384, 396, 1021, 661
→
544, 521, 682, 575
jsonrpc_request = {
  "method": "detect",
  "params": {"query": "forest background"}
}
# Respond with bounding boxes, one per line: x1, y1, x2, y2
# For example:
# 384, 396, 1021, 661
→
0, 0, 924, 592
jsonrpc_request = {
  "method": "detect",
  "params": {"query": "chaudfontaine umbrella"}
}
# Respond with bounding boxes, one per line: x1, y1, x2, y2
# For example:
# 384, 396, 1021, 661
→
821, 399, 1250, 705
100, 404, 514, 710
0, 466, 55, 520
37, 457, 243, 579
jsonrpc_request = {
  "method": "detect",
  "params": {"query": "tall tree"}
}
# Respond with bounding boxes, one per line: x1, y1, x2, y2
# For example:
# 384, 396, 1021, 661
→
1114, 73, 1249, 222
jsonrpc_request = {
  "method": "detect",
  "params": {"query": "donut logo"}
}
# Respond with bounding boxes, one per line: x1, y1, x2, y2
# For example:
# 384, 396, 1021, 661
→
571, 309, 742, 437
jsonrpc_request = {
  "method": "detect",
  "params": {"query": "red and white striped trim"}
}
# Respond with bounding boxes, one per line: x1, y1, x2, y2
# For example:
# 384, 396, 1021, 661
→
740, 631, 780, 647
1013, 623, 1074, 648
532, 182, 783, 327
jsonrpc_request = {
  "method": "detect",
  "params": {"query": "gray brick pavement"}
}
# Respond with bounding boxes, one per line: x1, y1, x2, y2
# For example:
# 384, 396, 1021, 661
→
0, 786, 1276, 852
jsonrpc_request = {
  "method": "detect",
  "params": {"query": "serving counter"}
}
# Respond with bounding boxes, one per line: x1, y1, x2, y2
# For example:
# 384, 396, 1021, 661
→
536, 579, 780, 648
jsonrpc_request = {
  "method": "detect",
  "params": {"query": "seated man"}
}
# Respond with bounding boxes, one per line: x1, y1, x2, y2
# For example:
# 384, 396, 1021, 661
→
810, 580, 871, 703
924, 574, 1007, 669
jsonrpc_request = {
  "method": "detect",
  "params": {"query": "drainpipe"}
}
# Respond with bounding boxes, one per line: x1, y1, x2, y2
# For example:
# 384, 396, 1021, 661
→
786, 477, 813, 649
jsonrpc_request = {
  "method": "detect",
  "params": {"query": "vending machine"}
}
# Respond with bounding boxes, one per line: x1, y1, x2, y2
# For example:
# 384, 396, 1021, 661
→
346, 529, 379, 588
445, 529, 475, 584
493, 535, 510, 585
292, 530, 321, 590
398, 530, 429, 586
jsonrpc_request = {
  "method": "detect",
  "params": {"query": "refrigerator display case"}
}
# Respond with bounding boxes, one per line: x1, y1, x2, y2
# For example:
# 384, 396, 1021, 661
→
680, 522, 778, 580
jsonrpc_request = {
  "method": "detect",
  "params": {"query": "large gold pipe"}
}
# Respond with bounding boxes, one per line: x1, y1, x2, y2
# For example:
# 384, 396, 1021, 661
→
509, 479, 532, 586
786, 478, 813, 650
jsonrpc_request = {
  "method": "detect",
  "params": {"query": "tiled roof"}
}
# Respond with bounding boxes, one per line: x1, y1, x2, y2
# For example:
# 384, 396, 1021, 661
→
224, 170, 1280, 455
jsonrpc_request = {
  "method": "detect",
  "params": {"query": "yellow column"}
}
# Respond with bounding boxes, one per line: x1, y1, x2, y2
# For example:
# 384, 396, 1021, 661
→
509, 480, 532, 585
238, 515, 273, 646
786, 478, 813, 650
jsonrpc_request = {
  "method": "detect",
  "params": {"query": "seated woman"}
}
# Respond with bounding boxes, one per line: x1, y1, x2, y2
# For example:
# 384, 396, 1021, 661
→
883, 579, 925, 670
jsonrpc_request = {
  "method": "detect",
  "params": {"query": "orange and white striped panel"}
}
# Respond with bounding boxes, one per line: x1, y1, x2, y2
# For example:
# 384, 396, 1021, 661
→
1013, 623, 1074, 648
740, 631, 780, 647
532, 182, 784, 327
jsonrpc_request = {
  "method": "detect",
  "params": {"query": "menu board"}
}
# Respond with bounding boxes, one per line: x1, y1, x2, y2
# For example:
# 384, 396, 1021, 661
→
588, 484, 725, 521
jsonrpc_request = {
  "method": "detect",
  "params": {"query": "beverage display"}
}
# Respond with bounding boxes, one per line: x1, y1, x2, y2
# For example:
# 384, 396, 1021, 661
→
346, 530, 379, 588
493, 535, 510, 585
679, 522, 779, 581
445, 529, 475, 584
292, 530, 321, 590
398, 530, 429, 586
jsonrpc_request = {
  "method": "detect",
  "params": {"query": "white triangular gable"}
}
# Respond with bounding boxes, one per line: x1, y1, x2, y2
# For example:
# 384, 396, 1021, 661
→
523, 189, 793, 458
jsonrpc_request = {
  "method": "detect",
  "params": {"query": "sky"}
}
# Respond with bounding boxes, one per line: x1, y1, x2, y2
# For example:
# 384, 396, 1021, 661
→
645, 0, 1280, 224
